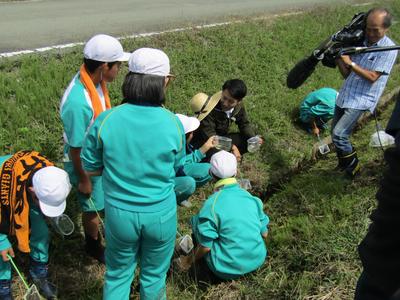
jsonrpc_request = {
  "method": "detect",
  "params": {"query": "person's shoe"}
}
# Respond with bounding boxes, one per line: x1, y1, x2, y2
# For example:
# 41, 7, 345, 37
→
29, 260, 57, 299
85, 233, 105, 264
334, 149, 346, 171
344, 151, 360, 178
0, 280, 13, 300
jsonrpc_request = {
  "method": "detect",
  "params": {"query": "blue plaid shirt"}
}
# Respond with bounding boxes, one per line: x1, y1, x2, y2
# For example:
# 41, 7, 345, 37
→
336, 35, 398, 113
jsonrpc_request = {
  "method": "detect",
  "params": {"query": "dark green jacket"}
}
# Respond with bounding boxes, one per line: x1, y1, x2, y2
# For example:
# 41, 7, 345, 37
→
192, 102, 255, 148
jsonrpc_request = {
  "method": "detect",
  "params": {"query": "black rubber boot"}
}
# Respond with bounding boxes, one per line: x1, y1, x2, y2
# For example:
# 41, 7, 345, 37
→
342, 150, 361, 178
334, 149, 346, 171
85, 232, 105, 264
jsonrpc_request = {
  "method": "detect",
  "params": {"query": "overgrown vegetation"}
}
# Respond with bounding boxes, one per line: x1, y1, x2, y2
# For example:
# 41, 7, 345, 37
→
1, 0, 399, 299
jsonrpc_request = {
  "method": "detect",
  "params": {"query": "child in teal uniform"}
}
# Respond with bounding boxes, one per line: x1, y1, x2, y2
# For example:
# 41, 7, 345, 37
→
174, 114, 217, 207
60, 34, 130, 263
0, 151, 71, 300
299, 87, 338, 136
81, 48, 185, 300
176, 151, 269, 283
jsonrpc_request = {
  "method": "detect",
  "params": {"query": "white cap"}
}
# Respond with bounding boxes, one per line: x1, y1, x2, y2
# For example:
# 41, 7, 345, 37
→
129, 48, 171, 76
210, 151, 237, 179
175, 114, 200, 134
32, 166, 72, 218
84, 34, 130, 62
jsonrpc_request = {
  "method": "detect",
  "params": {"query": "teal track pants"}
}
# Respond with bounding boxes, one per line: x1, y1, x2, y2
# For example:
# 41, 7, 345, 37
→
103, 201, 177, 300
0, 206, 49, 280
174, 162, 211, 204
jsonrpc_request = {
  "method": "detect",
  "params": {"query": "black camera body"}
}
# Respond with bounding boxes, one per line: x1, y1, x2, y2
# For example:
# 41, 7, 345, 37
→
287, 12, 367, 88
321, 12, 367, 67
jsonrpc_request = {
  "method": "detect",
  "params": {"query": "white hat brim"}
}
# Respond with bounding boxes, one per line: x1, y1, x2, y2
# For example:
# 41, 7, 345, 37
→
38, 197, 67, 218
117, 52, 131, 62
187, 117, 200, 133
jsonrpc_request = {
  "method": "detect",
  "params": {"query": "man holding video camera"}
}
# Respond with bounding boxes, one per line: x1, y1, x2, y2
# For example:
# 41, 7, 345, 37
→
333, 7, 397, 178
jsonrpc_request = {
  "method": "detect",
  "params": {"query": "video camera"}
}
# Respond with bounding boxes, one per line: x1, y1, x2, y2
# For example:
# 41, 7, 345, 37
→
287, 12, 367, 89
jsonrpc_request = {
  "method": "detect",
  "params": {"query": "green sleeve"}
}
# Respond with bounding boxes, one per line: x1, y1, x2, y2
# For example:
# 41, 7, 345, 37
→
174, 116, 187, 172
255, 197, 269, 234
61, 91, 93, 148
191, 196, 219, 248
80, 113, 106, 172
0, 234, 11, 252
185, 149, 205, 164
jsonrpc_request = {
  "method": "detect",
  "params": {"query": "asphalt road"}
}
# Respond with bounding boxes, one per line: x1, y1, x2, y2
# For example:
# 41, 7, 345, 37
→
0, 0, 352, 53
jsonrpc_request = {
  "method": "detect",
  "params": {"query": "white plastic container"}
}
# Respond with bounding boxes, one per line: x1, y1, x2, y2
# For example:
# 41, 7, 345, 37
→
247, 136, 261, 153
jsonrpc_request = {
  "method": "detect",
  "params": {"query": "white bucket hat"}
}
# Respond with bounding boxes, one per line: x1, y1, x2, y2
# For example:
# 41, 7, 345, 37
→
175, 114, 200, 134
210, 150, 237, 179
32, 166, 72, 218
128, 48, 172, 77
84, 34, 130, 62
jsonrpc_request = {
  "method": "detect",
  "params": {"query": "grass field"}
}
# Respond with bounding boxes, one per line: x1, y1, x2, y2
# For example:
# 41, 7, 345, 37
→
0, 0, 399, 299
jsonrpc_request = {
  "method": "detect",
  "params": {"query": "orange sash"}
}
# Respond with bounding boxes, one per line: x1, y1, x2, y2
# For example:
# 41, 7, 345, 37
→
0, 151, 53, 253
79, 64, 111, 119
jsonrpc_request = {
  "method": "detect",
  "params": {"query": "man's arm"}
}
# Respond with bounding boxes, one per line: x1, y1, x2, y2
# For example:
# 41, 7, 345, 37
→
336, 57, 352, 79
235, 106, 256, 139
340, 55, 382, 83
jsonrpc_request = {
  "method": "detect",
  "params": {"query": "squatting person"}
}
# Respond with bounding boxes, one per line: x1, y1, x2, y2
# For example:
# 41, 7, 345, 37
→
176, 151, 269, 284
190, 79, 263, 162
0, 151, 71, 300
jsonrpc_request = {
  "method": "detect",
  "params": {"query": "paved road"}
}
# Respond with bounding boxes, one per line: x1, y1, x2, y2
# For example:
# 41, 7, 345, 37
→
0, 0, 351, 53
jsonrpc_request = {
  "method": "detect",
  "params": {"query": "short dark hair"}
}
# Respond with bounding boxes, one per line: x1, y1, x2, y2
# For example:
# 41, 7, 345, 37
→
83, 58, 119, 73
222, 79, 247, 100
367, 7, 392, 28
121, 72, 165, 106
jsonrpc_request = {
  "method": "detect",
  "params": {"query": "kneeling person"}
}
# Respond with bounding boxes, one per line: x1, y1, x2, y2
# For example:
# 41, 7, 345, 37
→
190, 79, 262, 162
177, 151, 269, 283
175, 114, 216, 207
0, 151, 71, 299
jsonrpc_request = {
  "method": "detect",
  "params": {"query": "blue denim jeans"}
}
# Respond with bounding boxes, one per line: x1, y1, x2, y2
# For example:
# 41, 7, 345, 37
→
331, 106, 365, 153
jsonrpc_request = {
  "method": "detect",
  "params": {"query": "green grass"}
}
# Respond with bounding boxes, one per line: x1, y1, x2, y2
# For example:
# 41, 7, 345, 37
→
1, 0, 400, 299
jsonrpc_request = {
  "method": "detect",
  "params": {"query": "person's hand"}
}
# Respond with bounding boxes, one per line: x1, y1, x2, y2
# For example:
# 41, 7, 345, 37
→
312, 126, 320, 136
174, 255, 192, 272
78, 175, 92, 197
1, 247, 14, 262
231, 144, 242, 162
258, 136, 264, 145
340, 55, 352, 66
200, 136, 218, 154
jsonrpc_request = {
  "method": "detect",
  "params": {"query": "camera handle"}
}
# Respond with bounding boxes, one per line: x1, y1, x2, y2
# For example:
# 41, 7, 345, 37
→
339, 45, 400, 56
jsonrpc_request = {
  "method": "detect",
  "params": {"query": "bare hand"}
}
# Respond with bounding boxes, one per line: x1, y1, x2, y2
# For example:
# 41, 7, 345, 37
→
78, 176, 92, 197
1, 247, 14, 262
340, 55, 352, 66
200, 136, 218, 154
312, 127, 320, 136
231, 145, 242, 162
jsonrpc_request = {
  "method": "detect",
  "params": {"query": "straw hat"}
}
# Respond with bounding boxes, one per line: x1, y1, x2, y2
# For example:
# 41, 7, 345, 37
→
190, 91, 222, 121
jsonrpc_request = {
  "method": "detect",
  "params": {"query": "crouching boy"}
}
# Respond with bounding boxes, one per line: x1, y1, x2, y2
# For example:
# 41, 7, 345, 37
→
0, 151, 71, 299
176, 150, 269, 283
174, 114, 216, 207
